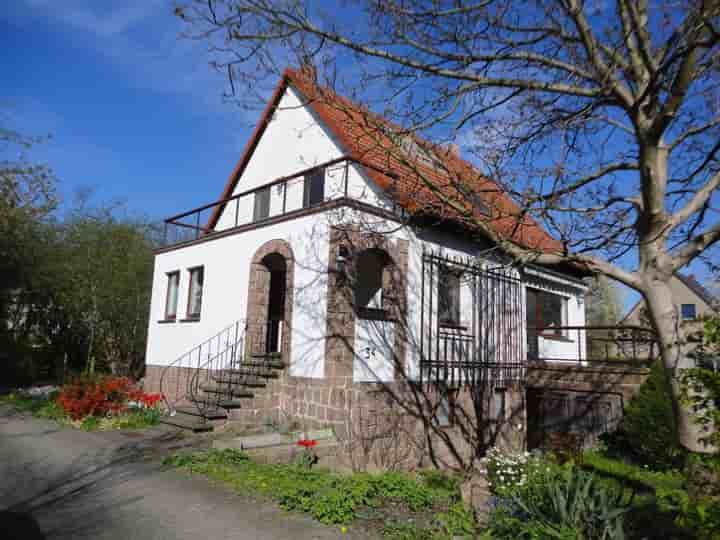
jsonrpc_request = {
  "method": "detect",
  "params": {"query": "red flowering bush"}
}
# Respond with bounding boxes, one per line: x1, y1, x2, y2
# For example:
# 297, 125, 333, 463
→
297, 439, 318, 448
56, 376, 162, 420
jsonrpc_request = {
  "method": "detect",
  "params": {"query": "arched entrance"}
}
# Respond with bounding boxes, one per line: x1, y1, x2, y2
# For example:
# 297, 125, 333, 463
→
263, 253, 286, 353
245, 240, 295, 359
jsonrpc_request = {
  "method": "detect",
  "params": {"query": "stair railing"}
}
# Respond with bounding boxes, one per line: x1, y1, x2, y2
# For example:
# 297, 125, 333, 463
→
159, 320, 245, 413
186, 324, 247, 417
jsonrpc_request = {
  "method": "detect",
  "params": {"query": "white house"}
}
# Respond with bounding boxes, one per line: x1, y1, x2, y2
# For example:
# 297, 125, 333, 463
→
144, 67, 595, 467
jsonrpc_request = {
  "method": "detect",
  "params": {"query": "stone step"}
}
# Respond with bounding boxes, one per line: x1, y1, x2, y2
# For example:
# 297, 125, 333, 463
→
175, 405, 227, 420
208, 377, 268, 388
217, 399, 247, 409
199, 384, 257, 397
214, 369, 279, 381
160, 413, 214, 432
240, 359, 285, 369
249, 352, 282, 360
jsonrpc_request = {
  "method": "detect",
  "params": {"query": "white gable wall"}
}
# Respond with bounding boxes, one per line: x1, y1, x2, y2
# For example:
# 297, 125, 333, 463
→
213, 86, 394, 232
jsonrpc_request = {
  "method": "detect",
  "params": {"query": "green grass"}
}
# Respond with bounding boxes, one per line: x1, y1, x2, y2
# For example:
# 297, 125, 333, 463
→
582, 450, 685, 493
163, 448, 476, 538
582, 450, 697, 539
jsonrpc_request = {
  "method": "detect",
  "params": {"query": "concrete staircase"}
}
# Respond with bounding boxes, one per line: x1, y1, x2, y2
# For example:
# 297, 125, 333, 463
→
160, 352, 284, 432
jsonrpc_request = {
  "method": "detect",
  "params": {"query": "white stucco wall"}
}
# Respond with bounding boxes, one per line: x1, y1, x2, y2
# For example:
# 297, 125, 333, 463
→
147, 212, 330, 379
149, 82, 587, 385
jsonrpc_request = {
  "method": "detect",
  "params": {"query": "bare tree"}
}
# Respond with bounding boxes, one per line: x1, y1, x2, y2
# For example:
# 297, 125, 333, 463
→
174, 1, 720, 457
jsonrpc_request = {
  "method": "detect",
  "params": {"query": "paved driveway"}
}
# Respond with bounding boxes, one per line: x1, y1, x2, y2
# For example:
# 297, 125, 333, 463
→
0, 405, 374, 540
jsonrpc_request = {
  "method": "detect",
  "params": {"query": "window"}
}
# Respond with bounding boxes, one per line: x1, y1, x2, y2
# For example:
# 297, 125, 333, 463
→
186, 266, 204, 319
527, 288, 566, 337
681, 303, 696, 320
355, 248, 391, 319
303, 167, 325, 208
253, 186, 270, 221
492, 388, 506, 422
164, 271, 180, 320
436, 388, 457, 427
438, 266, 461, 327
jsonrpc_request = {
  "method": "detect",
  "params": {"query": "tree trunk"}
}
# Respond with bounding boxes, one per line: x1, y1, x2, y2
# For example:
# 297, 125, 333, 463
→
644, 280, 715, 454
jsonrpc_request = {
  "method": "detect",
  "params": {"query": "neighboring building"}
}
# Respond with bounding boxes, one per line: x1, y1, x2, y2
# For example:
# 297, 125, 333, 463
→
621, 273, 719, 328
144, 67, 644, 468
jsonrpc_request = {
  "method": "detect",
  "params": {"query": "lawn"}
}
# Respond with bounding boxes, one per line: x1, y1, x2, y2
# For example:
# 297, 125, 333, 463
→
581, 451, 695, 540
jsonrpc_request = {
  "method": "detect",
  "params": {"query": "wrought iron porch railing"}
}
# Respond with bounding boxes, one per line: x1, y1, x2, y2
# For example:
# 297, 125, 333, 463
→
160, 156, 408, 247
159, 320, 245, 413
526, 325, 658, 365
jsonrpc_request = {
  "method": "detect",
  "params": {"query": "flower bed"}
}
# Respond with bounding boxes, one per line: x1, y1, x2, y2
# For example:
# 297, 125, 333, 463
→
2, 376, 163, 431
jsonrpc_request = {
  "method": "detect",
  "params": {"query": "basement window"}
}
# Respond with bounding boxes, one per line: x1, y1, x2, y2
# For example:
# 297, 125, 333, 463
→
436, 387, 457, 428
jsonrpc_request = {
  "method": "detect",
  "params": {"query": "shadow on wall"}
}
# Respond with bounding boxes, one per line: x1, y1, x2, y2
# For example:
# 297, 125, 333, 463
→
280, 212, 644, 471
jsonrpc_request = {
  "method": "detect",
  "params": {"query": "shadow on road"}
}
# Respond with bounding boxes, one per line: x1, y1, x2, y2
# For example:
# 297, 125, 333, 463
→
0, 407, 187, 539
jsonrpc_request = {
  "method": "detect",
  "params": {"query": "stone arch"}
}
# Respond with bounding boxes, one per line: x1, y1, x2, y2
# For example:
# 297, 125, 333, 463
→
352, 247, 397, 319
245, 239, 295, 362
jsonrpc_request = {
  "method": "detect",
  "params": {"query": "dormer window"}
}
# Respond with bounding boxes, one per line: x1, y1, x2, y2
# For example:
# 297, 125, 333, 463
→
396, 135, 442, 169
681, 304, 696, 320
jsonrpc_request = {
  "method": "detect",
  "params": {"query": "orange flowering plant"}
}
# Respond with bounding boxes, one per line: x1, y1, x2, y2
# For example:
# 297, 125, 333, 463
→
56, 375, 163, 421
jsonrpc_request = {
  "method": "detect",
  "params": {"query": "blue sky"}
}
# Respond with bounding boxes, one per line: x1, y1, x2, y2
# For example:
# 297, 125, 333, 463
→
1, 0, 254, 221
2, 1, 715, 308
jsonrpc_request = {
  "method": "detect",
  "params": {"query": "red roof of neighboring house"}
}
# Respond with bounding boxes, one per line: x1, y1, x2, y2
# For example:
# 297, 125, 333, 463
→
209, 67, 564, 254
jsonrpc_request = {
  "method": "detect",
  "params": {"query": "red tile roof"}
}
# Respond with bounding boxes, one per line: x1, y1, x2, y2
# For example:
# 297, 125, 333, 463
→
210, 67, 564, 254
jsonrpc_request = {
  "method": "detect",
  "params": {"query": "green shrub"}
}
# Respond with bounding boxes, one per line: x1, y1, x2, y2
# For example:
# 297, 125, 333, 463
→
602, 361, 685, 471
486, 461, 629, 540
434, 502, 477, 538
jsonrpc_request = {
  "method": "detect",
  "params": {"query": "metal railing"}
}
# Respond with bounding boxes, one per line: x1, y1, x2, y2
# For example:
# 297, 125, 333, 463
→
159, 320, 244, 413
160, 156, 407, 247
527, 325, 658, 365
161, 320, 286, 420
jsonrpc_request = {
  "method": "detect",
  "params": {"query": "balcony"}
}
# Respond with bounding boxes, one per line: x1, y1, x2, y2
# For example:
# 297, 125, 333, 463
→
420, 325, 658, 387
160, 156, 406, 248
527, 325, 658, 365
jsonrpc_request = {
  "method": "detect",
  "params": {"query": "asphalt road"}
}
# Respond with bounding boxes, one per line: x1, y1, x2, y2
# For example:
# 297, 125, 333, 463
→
0, 405, 374, 540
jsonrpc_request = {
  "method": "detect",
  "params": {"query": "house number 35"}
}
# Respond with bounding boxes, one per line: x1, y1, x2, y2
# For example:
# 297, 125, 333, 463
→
363, 347, 377, 360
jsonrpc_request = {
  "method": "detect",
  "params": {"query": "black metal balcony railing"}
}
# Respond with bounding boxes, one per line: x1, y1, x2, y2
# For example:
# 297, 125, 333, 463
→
527, 325, 658, 365
160, 156, 406, 247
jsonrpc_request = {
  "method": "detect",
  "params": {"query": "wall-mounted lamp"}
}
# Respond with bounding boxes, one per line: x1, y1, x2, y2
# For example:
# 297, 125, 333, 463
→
336, 245, 350, 275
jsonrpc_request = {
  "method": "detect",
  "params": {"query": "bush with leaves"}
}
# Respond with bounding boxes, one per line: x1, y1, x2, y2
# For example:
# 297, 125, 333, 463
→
485, 459, 629, 540
55, 375, 161, 420
601, 361, 685, 471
